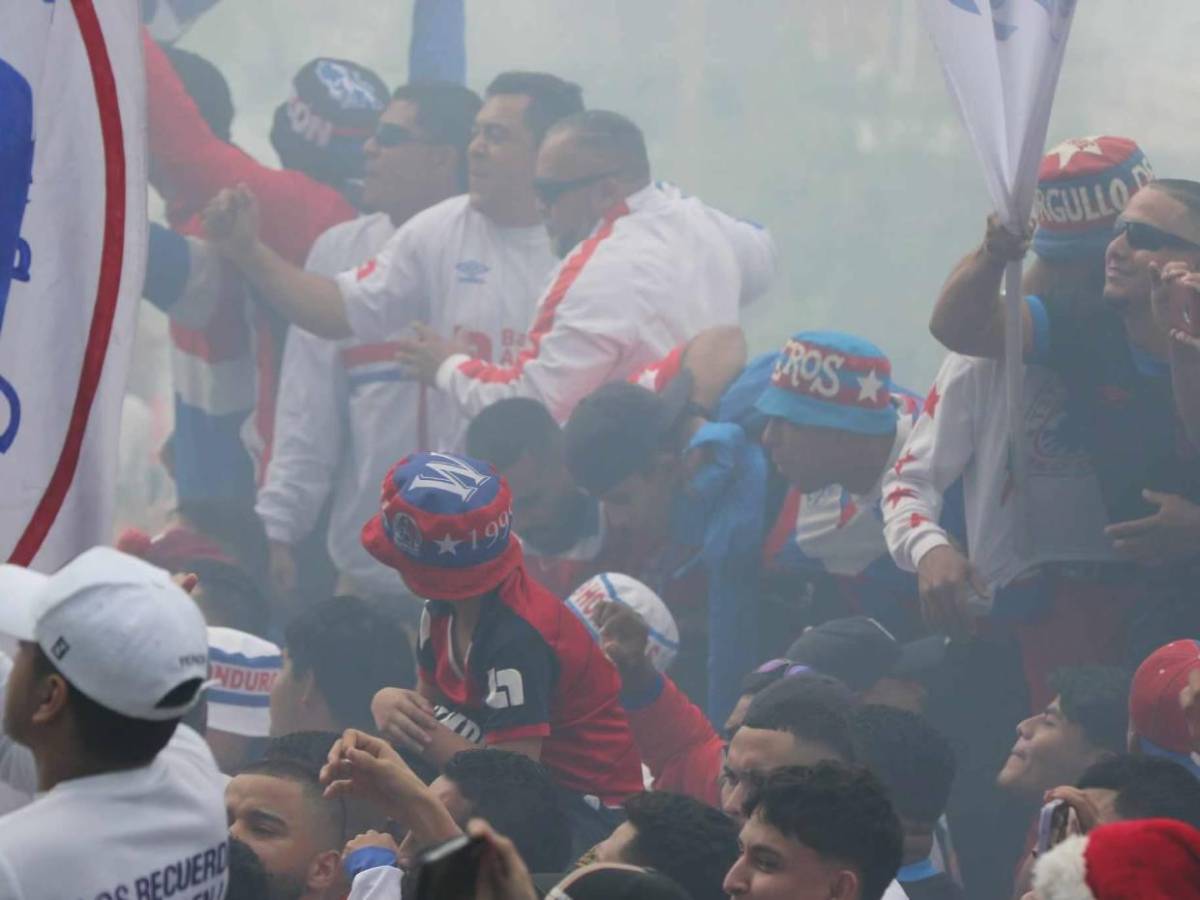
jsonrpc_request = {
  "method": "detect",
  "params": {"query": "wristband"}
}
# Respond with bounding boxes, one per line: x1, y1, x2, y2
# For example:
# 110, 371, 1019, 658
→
344, 846, 398, 878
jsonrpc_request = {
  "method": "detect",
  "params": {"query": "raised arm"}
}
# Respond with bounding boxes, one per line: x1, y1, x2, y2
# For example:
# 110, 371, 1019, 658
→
204, 185, 352, 338
930, 215, 1033, 359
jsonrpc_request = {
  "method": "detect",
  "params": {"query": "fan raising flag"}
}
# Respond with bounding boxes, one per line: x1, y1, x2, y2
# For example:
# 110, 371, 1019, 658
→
918, 0, 1078, 561
0, 2, 148, 569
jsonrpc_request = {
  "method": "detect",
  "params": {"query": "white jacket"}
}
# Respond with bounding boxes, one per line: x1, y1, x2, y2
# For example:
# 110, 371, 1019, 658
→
882, 353, 1116, 594
433, 182, 777, 422
257, 213, 411, 596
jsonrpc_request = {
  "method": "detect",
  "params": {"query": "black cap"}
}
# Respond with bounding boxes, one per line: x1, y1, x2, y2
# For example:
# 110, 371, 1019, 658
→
785, 617, 948, 693
563, 372, 694, 496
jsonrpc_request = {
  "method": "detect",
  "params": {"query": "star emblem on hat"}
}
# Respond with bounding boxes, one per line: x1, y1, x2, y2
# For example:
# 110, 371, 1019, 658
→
1050, 136, 1105, 170
858, 369, 884, 403
434, 534, 463, 556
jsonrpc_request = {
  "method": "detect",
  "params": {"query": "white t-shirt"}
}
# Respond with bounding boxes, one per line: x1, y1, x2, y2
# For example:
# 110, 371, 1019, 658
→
336, 194, 557, 451
882, 353, 1115, 594
258, 212, 414, 596
0, 658, 228, 899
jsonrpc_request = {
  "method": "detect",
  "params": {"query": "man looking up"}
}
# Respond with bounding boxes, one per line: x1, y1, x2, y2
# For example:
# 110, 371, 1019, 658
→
996, 666, 1130, 802
0, 548, 227, 899
396, 110, 775, 422
259, 82, 483, 602
204, 72, 579, 449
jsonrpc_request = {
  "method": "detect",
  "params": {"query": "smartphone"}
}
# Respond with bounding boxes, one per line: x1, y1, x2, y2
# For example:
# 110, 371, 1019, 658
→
1035, 800, 1072, 855
413, 834, 487, 900
1164, 277, 1200, 337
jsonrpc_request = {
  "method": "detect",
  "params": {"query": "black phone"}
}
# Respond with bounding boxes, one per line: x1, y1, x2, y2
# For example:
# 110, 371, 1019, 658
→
413, 834, 487, 900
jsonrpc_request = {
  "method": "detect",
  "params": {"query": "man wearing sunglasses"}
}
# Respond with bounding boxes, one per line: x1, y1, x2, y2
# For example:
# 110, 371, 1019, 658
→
393, 109, 777, 425
256, 81, 484, 609
930, 168, 1200, 656
203, 71, 581, 450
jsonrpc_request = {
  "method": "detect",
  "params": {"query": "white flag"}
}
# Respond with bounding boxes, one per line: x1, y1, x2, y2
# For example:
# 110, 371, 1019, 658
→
0, 1, 147, 569
919, 0, 1078, 559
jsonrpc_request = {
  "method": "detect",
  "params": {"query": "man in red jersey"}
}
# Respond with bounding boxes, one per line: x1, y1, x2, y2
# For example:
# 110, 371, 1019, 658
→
359, 451, 643, 852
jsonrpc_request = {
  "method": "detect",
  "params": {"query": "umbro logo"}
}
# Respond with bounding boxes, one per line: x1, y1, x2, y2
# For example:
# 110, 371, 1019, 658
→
455, 260, 489, 284
51, 637, 70, 661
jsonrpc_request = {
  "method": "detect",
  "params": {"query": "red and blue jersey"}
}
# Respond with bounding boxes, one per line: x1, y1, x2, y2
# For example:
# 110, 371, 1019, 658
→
417, 568, 643, 805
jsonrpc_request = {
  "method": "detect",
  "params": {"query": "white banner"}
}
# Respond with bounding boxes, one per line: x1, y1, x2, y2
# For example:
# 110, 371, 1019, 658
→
919, 0, 1078, 559
0, 0, 147, 570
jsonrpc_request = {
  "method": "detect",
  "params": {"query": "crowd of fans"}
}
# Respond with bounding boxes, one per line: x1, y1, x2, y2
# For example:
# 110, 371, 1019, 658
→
4, 24, 1200, 900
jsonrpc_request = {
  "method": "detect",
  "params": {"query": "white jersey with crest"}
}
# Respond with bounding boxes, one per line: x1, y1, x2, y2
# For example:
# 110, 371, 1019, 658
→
335, 194, 558, 452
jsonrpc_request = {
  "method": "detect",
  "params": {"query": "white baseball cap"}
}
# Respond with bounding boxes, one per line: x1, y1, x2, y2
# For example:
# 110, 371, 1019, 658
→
0, 547, 210, 721
566, 573, 680, 673
207, 627, 282, 737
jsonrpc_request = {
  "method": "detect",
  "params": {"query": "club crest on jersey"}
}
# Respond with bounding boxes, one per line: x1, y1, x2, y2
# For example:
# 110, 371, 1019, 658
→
387, 511, 423, 557
455, 260, 489, 285
409, 453, 492, 502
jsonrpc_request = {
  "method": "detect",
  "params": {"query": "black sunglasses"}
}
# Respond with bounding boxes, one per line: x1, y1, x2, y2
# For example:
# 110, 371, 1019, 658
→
1114, 217, 1200, 253
532, 171, 621, 206
372, 122, 437, 148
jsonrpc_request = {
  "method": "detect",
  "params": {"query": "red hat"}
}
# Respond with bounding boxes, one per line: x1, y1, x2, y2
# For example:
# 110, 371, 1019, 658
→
1033, 818, 1200, 900
362, 452, 522, 601
1130, 640, 1200, 776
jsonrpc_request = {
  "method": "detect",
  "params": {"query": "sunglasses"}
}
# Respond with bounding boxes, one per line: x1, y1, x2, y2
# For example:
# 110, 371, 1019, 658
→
532, 171, 621, 206
1114, 217, 1200, 253
372, 122, 437, 148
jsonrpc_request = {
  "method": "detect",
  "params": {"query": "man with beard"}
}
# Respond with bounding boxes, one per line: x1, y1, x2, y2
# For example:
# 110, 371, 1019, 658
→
226, 754, 346, 900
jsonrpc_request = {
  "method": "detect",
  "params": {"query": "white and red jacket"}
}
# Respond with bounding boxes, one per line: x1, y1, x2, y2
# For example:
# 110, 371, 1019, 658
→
257, 213, 415, 597
882, 354, 1116, 594
336, 194, 557, 451
431, 182, 776, 423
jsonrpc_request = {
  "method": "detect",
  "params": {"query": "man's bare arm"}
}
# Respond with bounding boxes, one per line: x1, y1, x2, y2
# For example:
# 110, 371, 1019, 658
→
680, 325, 748, 413
204, 185, 352, 339
929, 214, 1032, 359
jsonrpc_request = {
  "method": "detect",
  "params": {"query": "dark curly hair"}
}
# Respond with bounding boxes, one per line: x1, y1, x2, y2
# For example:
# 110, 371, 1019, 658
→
744, 763, 903, 900
742, 674, 857, 763
850, 704, 957, 827
284, 595, 415, 733
622, 791, 740, 900
1049, 666, 1131, 755
1077, 755, 1200, 829
443, 749, 571, 872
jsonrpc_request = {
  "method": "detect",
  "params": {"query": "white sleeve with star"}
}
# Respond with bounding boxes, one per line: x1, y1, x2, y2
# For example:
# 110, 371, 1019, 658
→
882, 354, 981, 573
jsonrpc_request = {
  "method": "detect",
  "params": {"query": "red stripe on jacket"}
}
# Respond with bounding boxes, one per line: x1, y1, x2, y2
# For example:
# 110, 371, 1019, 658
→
457, 201, 631, 384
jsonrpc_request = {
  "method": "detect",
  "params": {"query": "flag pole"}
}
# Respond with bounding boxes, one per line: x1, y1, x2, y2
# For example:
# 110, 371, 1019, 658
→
1004, 257, 1031, 559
